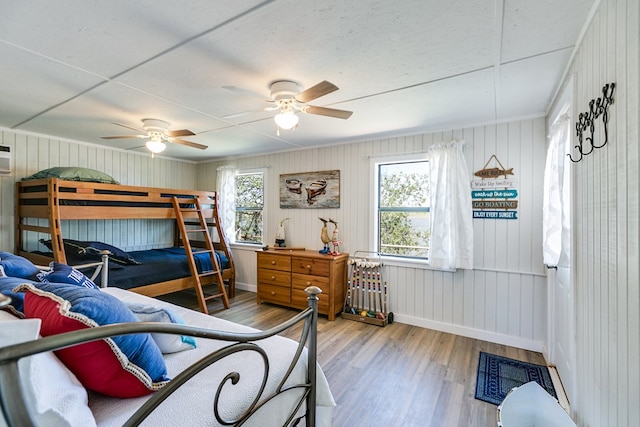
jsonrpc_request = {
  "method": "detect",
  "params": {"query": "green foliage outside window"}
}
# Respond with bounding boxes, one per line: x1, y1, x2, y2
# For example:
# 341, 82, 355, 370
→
378, 162, 430, 258
235, 173, 263, 244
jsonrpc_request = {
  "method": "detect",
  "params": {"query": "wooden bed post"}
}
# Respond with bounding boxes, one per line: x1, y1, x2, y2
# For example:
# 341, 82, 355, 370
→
48, 179, 67, 264
305, 286, 321, 427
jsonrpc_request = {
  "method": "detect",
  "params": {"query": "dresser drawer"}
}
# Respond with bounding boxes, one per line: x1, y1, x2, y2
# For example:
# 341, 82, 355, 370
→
292, 288, 329, 312
258, 253, 292, 272
292, 273, 330, 293
258, 269, 291, 286
258, 283, 291, 305
291, 257, 330, 276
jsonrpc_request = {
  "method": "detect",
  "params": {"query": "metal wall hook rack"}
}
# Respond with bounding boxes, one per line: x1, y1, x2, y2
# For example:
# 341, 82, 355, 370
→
568, 82, 615, 163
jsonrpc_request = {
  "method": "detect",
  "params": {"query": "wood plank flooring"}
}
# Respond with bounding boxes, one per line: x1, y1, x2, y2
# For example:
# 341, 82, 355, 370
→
157, 289, 548, 427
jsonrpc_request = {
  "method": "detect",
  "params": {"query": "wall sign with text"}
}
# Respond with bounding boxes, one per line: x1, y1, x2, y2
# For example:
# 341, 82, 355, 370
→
471, 155, 518, 220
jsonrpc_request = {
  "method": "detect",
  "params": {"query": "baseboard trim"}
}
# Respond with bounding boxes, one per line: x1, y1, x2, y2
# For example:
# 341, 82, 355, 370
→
231, 288, 543, 353
236, 282, 257, 293
393, 313, 544, 352
548, 365, 572, 414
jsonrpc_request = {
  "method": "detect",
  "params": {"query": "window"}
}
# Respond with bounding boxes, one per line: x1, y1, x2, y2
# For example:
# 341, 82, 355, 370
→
376, 160, 430, 259
234, 171, 264, 244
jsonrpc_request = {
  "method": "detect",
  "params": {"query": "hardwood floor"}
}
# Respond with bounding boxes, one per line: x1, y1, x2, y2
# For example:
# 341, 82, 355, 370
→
157, 289, 548, 427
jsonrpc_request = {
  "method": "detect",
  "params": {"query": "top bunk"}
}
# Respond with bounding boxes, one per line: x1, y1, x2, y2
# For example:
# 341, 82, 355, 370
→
15, 178, 218, 221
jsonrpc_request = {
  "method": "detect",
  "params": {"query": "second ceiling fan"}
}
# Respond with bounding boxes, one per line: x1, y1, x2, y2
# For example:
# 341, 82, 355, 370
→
266, 80, 353, 134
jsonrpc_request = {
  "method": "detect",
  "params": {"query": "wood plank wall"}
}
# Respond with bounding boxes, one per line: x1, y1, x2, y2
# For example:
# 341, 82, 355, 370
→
554, 0, 639, 425
0, 131, 198, 252
197, 117, 549, 351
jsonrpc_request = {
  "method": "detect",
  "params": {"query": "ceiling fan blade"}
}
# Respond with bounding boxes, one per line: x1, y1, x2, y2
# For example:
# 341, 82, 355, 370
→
100, 135, 146, 140
294, 80, 339, 103
170, 138, 208, 150
304, 106, 353, 119
166, 129, 195, 137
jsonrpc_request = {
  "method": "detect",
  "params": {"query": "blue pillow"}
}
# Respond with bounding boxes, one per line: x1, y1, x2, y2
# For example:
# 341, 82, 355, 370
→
126, 303, 197, 353
18, 282, 169, 398
0, 251, 41, 280
0, 274, 42, 316
39, 239, 140, 265
36, 262, 100, 290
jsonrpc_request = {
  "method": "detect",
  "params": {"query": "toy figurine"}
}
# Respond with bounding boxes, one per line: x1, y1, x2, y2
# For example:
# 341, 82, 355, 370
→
275, 218, 289, 247
328, 218, 341, 255
318, 217, 330, 254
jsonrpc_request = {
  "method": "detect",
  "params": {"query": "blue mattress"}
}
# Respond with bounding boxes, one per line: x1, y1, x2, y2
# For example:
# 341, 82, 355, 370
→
82, 247, 229, 290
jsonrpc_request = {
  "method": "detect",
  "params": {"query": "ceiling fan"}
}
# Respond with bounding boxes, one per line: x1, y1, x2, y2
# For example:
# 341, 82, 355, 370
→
101, 118, 207, 155
265, 80, 353, 134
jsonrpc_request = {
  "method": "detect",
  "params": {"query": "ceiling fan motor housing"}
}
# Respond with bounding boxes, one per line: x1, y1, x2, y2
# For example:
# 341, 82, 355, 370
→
141, 118, 170, 133
270, 80, 301, 101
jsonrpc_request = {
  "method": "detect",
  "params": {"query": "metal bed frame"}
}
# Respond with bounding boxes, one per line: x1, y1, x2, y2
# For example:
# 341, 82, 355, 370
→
0, 287, 321, 427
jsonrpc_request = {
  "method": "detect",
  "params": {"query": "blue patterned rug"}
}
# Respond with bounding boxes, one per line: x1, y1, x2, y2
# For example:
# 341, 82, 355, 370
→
475, 351, 557, 406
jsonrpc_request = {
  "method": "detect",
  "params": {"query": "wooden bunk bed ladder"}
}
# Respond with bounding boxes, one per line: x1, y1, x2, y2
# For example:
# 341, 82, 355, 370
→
172, 196, 230, 314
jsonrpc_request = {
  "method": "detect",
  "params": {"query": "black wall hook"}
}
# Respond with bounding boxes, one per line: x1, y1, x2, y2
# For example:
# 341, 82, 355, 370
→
568, 82, 615, 163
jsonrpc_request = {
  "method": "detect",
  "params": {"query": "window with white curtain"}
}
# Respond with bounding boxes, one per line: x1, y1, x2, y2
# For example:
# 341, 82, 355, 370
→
372, 141, 473, 270
216, 166, 266, 245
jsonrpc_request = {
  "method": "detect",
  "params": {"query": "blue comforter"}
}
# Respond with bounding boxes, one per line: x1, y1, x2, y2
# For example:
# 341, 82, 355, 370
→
86, 247, 229, 290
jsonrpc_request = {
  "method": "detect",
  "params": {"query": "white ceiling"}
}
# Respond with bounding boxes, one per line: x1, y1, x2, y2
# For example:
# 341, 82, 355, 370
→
0, 0, 595, 161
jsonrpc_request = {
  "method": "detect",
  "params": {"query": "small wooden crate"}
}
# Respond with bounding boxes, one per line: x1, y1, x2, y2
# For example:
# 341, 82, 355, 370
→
341, 311, 388, 326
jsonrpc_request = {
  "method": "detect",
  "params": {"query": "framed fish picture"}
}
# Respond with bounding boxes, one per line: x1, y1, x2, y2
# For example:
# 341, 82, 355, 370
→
280, 170, 340, 208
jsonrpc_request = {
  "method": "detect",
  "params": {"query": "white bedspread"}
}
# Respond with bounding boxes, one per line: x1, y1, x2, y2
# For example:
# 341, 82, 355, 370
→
91, 288, 335, 427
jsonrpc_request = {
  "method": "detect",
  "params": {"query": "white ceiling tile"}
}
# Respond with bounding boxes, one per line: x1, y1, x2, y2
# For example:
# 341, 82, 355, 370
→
498, 48, 573, 117
501, 0, 594, 63
0, 42, 106, 127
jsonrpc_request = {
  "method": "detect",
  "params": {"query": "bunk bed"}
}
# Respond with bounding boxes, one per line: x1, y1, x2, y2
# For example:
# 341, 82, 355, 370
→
14, 178, 236, 301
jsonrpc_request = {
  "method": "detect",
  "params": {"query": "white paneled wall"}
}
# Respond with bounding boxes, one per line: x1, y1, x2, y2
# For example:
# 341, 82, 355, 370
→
0, 130, 198, 252
198, 117, 548, 351
553, 0, 639, 425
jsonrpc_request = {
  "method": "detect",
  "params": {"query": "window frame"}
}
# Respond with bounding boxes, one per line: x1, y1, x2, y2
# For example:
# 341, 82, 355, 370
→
371, 153, 431, 267
233, 168, 267, 246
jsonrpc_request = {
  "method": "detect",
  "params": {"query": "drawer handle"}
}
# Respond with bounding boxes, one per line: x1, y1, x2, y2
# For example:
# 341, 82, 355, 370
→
306, 281, 311, 286
306, 264, 311, 270
271, 261, 276, 265
271, 275, 276, 280
270, 291, 276, 296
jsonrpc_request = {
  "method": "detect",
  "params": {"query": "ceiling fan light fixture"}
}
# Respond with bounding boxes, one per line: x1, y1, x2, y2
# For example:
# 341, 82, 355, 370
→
145, 138, 166, 154
274, 111, 299, 130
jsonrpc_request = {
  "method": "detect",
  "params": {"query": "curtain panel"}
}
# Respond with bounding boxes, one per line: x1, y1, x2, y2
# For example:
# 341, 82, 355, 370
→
428, 140, 473, 270
543, 112, 571, 267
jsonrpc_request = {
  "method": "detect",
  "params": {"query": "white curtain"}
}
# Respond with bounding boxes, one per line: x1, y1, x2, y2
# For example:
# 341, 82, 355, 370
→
428, 140, 473, 270
543, 111, 571, 267
216, 165, 236, 243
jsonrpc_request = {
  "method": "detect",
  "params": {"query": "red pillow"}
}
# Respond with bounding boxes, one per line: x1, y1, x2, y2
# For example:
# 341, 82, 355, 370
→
18, 283, 169, 398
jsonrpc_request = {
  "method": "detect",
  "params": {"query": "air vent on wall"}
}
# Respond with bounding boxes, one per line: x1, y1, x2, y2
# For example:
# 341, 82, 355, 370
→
0, 146, 12, 175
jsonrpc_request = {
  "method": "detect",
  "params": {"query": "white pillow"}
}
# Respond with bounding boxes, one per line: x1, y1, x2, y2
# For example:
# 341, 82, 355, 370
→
0, 312, 97, 427
126, 303, 197, 354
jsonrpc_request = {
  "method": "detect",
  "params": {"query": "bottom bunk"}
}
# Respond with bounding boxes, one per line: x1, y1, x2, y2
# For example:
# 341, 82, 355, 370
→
0, 273, 333, 426
24, 240, 236, 300
80, 247, 233, 295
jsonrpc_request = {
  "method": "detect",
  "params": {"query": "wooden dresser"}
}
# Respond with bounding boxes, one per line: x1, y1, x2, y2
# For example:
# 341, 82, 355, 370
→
256, 250, 348, 320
